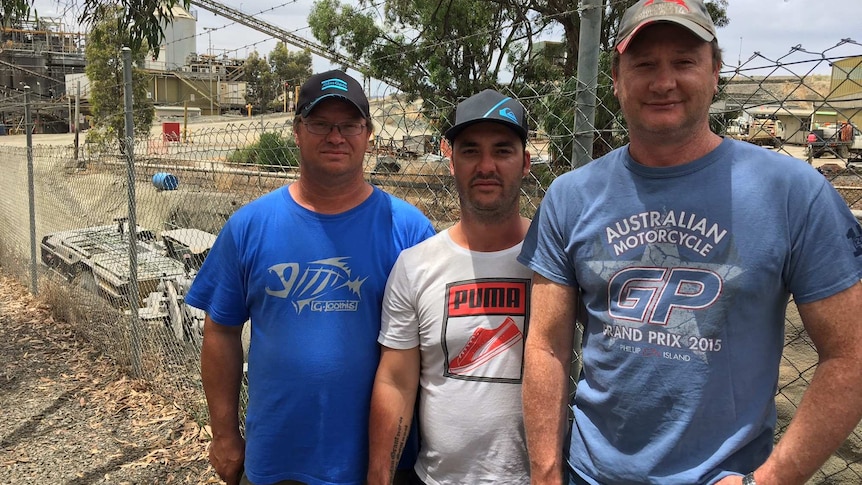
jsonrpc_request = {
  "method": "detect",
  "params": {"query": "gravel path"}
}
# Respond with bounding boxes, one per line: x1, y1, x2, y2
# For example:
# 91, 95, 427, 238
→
0, 274, 221, 484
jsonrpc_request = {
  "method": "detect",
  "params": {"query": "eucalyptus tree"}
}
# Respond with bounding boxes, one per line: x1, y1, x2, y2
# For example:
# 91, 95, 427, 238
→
85, 5, 154, 153
308, 0, 531, 123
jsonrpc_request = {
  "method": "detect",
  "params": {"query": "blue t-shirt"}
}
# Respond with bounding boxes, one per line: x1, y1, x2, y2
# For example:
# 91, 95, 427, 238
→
519, 138, 862, 485
186, 185, 435, 485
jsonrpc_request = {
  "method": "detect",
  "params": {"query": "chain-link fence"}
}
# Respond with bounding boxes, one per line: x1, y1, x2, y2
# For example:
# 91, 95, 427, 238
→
0, 40, 861, 483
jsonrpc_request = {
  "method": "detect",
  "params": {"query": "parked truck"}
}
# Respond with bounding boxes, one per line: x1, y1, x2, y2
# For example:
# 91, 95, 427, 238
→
728, 117, 785, 147
806, 122, 862, 160
40, 218, 216, 343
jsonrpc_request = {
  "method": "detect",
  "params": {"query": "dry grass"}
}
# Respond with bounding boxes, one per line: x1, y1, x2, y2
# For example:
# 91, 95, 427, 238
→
0, 273, 219, 484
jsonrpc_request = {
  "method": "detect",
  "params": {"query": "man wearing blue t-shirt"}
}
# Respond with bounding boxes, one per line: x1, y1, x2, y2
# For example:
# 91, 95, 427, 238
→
186, 70, 435, 485
518, 1, 862, 485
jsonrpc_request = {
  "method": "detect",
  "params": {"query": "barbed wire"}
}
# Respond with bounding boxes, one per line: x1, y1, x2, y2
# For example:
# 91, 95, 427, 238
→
0, 54, 860, 481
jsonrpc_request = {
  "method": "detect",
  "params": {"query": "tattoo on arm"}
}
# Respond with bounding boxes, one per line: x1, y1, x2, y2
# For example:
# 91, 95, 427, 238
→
388, 416, 409, 483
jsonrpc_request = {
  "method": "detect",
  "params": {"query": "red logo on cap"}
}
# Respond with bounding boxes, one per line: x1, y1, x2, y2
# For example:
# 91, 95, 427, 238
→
644, 0, 690, 9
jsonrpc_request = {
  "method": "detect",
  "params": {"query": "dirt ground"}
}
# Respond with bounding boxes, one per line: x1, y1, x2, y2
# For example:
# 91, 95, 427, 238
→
0, 273, 220, 484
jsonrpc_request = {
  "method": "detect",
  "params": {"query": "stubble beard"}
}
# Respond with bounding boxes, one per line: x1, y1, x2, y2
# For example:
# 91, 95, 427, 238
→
458, 180, 522, 225
621, 96, 711, 143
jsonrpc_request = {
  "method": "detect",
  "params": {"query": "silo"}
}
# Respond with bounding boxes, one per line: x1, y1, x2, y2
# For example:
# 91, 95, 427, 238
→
160, 6, 197, 71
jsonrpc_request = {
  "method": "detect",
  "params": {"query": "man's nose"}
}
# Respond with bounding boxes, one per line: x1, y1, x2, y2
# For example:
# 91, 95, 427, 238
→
475, 151, 498, 173
650, 64, 677, 93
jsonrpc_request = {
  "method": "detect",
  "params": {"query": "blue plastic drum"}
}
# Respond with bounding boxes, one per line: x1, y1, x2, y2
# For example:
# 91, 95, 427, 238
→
152, 172, 179, 191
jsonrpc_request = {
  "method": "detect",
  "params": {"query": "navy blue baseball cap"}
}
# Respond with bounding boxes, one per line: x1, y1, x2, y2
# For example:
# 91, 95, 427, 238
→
296, 70, 371, 119
445, 89, 528, 144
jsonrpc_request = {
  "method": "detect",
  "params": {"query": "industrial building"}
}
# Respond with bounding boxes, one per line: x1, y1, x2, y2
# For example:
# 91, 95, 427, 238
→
0, 16, 86, 133
0, 5, 250, 135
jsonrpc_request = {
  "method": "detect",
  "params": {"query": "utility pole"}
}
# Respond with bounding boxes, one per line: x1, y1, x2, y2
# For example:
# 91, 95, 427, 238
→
204, 27, 215, 116
572, 0, 602, 168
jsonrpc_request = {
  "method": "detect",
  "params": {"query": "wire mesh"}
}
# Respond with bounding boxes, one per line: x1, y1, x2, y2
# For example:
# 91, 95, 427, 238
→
0, 41, 860, 483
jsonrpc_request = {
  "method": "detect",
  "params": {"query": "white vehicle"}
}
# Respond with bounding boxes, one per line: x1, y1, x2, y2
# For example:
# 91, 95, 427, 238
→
728, 117, 784, 147
808, 123, 862, 159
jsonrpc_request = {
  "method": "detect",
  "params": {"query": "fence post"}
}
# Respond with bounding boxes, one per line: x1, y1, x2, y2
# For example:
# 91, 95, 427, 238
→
74, 81, 80, 162
24, 85, 38, 295
572, 0, 602, 169
122, 47, 143, 378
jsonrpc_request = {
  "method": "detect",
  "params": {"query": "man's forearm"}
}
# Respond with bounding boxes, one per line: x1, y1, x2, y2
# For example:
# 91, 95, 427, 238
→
201, 321, 244, 439
523, 341, 570, 485
755, 356, 862, 484
524, 275, 578, 485
367, 383, 414, 485
754, 283, 862, 484
368, 346, 420, 485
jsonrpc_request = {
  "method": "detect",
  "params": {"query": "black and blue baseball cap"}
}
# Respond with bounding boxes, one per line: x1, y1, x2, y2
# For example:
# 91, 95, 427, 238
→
296, 70, 371, 119
444, 89, 528, 144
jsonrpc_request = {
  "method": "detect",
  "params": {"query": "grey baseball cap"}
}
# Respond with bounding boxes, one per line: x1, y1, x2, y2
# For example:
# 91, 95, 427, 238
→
615, 0, 716, 53
444, 89, 528, 144
296, 70, 370, 119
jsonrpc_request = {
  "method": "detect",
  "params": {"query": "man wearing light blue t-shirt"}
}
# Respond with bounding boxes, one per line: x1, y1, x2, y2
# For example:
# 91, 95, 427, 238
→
186, 70, 435, 485
518, 1, 862, 485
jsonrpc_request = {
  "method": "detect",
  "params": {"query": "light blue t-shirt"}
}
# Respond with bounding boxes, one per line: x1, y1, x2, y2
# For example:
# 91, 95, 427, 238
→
187, 185, 435, 485
519, 138, 862, 485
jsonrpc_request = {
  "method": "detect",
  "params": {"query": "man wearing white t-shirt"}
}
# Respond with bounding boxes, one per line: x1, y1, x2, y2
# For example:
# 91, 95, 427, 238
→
367, 89, 534, 485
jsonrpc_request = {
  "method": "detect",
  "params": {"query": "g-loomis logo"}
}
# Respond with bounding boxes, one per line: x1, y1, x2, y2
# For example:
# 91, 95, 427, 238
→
265, 257, 367, 314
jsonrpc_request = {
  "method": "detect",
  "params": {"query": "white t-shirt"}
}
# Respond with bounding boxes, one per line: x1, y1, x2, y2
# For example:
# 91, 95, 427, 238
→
380, 229, 532, 485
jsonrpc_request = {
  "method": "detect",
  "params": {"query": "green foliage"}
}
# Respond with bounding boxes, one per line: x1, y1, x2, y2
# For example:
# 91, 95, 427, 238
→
83, 125, 116, 155
228, 132, 300, 170
1, 0, 33, 28
308, 0, 529, 119
243, 52, 275, 110
516, 1, 729, 167
270, 43, 313, 88
307, 0, 731, 85
84, 6, 154, 152
528, 163, 562, 191
308, 0, 730, 136
243, 43, 313, 112
522, 51, 625, 169
511, 41, 566, 86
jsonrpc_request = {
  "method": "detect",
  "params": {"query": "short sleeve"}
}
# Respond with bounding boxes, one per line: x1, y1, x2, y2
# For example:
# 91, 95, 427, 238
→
378, 253, 421, 349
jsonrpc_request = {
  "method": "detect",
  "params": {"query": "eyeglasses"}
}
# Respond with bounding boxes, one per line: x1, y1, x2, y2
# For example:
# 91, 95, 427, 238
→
302, 120, 366, 137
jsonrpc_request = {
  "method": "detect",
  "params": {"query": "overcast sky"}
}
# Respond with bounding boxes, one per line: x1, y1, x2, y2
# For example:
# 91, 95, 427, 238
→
36, 0, 862, 82
717, 1, 862, 75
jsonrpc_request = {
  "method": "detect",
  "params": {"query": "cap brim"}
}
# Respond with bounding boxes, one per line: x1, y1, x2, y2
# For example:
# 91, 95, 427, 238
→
445, 119, 527, 144
616, 18, 715, 53
301, 94, 368, 118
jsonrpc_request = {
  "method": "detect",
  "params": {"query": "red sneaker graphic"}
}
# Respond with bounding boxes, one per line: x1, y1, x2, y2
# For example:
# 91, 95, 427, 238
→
449, 317, 523, 374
